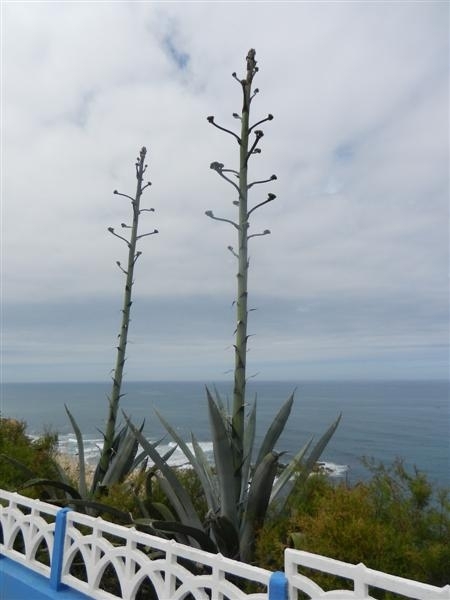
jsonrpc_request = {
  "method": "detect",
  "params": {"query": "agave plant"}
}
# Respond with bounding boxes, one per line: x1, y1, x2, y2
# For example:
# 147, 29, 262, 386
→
10, 147, 158, 509
129, 50, 341, 563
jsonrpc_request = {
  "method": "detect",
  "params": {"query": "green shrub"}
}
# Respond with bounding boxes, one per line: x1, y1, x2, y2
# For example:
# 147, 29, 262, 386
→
0, 417, 59, 493
255, 461, 449, 595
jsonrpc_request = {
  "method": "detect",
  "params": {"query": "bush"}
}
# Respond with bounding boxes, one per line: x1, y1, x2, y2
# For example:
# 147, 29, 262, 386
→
255, 460, 449, 594
0, 417, 60, 493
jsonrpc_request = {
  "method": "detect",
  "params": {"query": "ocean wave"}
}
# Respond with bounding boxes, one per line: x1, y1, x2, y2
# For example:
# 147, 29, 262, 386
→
56, 434, 348, 476
315, 461, 349, 478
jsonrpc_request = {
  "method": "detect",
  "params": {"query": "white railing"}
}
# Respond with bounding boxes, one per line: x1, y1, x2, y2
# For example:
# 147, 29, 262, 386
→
0, 488, 59, 578
285, 549, 450, 599
62, 509, 271, 600
1, 490, 449, 600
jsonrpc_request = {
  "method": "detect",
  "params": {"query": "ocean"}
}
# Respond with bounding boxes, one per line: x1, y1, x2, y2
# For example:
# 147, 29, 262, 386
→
1, 380, 448, 486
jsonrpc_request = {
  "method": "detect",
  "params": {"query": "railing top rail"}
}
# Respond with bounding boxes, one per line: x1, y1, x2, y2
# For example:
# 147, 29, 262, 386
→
0, 489, 60, 516
285, 550, 450, 600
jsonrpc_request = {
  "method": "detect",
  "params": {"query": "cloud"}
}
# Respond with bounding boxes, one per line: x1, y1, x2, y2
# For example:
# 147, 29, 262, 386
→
2, 1, 448, 381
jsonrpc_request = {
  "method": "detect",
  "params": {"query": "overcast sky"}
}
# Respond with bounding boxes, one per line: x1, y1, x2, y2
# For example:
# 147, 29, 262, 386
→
1, 1, 448, 383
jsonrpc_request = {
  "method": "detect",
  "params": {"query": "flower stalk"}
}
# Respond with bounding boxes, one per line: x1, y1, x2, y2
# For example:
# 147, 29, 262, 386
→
97, 146, 158, 485
206, 48, 277, 514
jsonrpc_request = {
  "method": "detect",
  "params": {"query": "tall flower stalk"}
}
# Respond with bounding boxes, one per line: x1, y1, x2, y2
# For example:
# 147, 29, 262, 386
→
97, 146, 158, 483
206, 49, 276, 496
127, 51, 340, 564
14, 147, 159, 508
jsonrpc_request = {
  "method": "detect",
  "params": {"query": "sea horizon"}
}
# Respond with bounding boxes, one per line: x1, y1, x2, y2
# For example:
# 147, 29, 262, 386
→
3, 376, 448, 385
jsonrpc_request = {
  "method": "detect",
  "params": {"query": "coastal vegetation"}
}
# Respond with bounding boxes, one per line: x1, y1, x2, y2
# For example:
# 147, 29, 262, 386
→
0, 417, 59, 493
1, 418, 448, 593
255, 459, 450, 594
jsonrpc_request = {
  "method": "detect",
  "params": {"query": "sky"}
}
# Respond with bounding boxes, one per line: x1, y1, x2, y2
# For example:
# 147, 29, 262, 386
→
1, 1, 449, 383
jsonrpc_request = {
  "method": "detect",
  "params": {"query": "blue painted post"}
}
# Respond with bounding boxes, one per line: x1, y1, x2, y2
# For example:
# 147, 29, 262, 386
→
269, 571, 288, 600
50, 507, 71, 591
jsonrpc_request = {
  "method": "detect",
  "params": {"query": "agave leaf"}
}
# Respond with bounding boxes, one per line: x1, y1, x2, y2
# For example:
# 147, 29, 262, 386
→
132, 450, 148, 470
153, 474, 194, 529
64, 405, 88, 497
20, 478, 82, 500
145, 501, 177, 522
206, 388, 238, 526
143, 445, 179, 498
239, 397, 257, 508
152, 521, 218, 554
57, 499, 134, 523
212, 385, 227, 415
255, 392, 295, 468
155, 409, 218, 513
191, 433, 219, 510
123, 412, 203, 529
102, 422, 143, 487
155, 409, 197, 463
296, 413, 342, 489
209, 515, 240, 559
239, 451, 279, 563
132, 518, 163, 537
269, 438, 313, 508
209, 386, 234, 437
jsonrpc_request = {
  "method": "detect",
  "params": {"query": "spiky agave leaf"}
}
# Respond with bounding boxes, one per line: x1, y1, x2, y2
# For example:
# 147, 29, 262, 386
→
101, 422, 143, 487
209, 515, 240, 559
132, 518, 162, 537
143, 501, 177, 522
155, 408, 219, 514
239, 451, 279, 563
137, 449, 179, 520
269, 438, 313, 509
206, 388, 238, 526
254, 392, 294, 467
295, 413, 342, 490
151, 521, 219, 553
64, 405, 88, 498
152, 474, 194, 535
57, 499, 134, 523
191, 432, 219, 506
123, 412, 203, 530
20, 478, 82, 501
211, 385, 228, 416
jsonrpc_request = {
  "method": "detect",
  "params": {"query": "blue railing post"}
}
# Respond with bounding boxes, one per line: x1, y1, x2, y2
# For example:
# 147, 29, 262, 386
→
50, 507, 71, 591
269, 571, 288, 600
